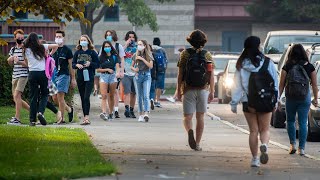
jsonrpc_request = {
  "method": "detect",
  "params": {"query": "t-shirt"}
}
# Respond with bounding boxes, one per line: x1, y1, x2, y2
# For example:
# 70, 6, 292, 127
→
72, 49, 99, 80
99, 54, 120, 71
8, 46, 28, 79
26, 44, 48, 71
124, 46, 137, 76
282, 62, 315, 79
52, 45, 73, 76
132, 53, 154, 72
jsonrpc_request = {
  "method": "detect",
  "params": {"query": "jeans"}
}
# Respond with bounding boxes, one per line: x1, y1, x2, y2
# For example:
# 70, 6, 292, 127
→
285, 92, 311, 150
77, 78, 94, 116
150, 79, 156, 100
135, 71, 152, 113
28, 71, 48, 122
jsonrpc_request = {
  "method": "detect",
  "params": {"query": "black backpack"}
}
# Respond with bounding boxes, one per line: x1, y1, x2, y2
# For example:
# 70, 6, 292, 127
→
248, 57, 277, 112
285, 64, 309, 100
184, 48, 209, 87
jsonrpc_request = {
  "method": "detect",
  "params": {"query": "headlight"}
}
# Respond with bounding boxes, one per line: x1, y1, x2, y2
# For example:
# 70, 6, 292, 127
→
224, 78, 233, 88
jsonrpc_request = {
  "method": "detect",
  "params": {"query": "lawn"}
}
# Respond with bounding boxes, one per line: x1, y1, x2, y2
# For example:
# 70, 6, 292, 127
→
0, 125, 116, 179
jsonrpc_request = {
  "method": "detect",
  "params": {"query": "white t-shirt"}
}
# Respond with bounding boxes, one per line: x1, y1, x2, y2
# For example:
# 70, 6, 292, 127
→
26, 44, 48, 71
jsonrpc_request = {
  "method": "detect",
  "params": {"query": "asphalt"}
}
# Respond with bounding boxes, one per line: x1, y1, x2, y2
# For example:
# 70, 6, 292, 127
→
67, 95, 320, 180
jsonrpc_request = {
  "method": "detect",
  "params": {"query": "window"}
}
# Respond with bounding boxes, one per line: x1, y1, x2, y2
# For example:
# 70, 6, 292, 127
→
104, 4, 119, 22
13, 10, 28, 19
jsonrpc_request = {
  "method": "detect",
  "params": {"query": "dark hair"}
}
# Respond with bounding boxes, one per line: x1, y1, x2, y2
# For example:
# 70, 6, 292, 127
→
124, 31, 138, 41
24, 32, 45, 60
236, 36, 262, 70
14, 29, 24, 38
104, 30, 118, 41
55, 30, 65, 37
99, 41, 119, 62
286, 44, 309, 65
153, 37, 161, 46
186, 29, 207, 49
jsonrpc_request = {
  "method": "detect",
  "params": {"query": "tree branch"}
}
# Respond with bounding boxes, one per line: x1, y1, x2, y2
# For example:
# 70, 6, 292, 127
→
0, 1, 10, 15
92, 5, 108, 26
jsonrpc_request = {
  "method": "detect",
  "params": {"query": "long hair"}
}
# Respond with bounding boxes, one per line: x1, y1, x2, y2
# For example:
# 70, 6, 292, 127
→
99, 41, 119, 63
124, 31, 138, 42
24, 32, 45, 60
136, 40, 153, 62
285, 44, 309, 65
76, 34, 95, 50
236, 36, 262, 70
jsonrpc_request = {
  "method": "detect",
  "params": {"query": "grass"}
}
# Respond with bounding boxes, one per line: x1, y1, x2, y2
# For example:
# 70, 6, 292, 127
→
0, 125, 116, 179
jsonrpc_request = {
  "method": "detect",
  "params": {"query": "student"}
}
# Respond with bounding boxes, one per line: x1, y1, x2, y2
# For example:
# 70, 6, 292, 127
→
230, 36, 278, 167
72, 35, 99, 125
131, 40, 154, 122
7, 29, 30, 125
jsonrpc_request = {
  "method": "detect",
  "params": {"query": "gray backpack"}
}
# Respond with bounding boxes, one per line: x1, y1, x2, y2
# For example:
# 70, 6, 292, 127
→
285, 64, 309, 100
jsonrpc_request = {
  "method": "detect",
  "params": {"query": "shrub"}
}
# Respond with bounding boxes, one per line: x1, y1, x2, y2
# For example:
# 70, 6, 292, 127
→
0, 53, 14, 106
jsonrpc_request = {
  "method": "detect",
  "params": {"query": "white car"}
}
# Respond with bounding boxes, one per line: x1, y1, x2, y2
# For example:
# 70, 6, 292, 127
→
217, 60, 237, 104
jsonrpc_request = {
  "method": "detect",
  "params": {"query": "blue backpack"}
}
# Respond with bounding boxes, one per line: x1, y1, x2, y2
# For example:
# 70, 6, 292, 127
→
154, 49, 167, 72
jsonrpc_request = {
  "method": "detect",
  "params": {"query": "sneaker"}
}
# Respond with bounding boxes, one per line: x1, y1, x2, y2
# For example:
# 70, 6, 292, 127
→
298, 148, 305, 156
188, 129, 196, 150
251, 157, 260, 167
260, 144, 269, 164
124, 110, 130, 118
114, 111, 120, 118
150, 99, 155, 110
29, 121, 36, 126
68, 107, 74, 122
155, 102, 162, 108
108, 114, 114, 121
100, 113, 108, 121
98, 94, 102, 99
37, 113, 47, 126
289, 144, 297, 154
7, 117, 21, 125
166, 96, 176, 103
194, 145, 202, 151
144, 115, 149, 122
130, 111, 136, 118
138, 115, 144, 122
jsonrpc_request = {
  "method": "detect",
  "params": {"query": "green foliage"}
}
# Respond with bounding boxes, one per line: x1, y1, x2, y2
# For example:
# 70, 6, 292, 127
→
0, 125, 116, 179
0, 53, 14, 106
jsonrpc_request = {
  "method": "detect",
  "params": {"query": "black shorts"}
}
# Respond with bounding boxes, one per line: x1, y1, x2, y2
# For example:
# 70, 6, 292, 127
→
242, 102, 249, 112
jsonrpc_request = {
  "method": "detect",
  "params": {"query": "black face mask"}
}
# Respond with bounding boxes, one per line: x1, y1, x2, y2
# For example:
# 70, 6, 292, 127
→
16, 39, 24, 45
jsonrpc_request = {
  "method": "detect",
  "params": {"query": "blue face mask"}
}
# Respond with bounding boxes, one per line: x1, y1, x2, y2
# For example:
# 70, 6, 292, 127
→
106, 36, 113, 42
80, 41, 88, 47
104, 47, 111, 53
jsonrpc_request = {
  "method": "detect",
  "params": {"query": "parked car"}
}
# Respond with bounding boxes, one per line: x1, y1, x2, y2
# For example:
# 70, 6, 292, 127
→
306, 43, 320, 65
263, 30, 320, 64
217, 60, 237, 104
212, 52, 239, 97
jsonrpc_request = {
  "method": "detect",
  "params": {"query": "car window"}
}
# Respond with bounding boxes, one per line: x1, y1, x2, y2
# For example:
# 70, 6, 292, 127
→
228, 61, 237, 73
310, 54, 320, 64
214, 58, 230, 70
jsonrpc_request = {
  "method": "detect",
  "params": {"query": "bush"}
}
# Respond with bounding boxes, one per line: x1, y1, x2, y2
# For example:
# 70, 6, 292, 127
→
0, 53, 14, 106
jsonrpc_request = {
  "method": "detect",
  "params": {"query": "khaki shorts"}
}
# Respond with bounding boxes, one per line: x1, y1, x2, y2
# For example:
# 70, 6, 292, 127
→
12, 77, 28, 94
182, 89, 209, 114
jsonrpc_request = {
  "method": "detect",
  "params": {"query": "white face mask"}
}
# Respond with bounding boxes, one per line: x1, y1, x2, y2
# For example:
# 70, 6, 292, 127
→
137, 45, 145, 51
55, 38, 63, 45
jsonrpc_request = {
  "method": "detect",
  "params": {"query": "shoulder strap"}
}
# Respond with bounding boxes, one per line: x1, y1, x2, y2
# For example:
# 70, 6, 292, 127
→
115, 43, 120, 53
259, 57, 270, 72
299, 65, 310, 81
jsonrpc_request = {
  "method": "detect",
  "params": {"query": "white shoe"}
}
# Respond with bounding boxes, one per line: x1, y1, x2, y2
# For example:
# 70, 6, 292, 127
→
260, 144, 269, 164
138, 115, 144, 122
251, 157, 260, 167
166, 96, 176, 103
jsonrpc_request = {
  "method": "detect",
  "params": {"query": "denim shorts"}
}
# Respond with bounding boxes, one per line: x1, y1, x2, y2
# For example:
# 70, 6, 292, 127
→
156, 72, 165, 89
100, 73, 116, 84
55, 74, 70, 93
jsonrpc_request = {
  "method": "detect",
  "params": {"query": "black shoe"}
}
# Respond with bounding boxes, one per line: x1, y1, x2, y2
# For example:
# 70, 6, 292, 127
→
37, 113, 47, 126
188, 129, 196, 150
130, 111, 136, 118
68, 107, 74, 122
124, 110, 130, 118
150, 99, 155, 110
29, 122, 36, 126
114, 111, 120, 118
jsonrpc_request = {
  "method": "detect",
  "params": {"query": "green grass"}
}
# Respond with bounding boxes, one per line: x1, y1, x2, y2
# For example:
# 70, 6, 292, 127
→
0, 125, 116, 179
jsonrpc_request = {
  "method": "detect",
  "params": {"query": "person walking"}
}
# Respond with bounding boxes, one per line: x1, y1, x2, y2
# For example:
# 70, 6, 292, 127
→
177, 29, 215, 151
72, 35, 99, 125
230, 36, 278, 167
278, 43, 318, 156
98, 41, 120, 121
131, 40, 154, 122
7, 29, 30, 125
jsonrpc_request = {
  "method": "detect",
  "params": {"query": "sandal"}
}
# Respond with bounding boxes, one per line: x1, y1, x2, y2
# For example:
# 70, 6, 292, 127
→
93, 89, 98, 96
80, 119, 91, 125
54, 117, 66, 125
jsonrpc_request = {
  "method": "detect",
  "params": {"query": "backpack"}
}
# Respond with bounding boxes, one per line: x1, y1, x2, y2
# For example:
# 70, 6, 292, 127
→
285, 64, 309, 100
150, 52, 158, 80
45, 55, 56, 80
247, 57, 277, 112
154, 49, 167, 72
184, 48, 209, 87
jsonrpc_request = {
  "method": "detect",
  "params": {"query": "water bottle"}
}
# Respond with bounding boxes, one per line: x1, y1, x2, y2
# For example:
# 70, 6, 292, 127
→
83, 68, 89, 81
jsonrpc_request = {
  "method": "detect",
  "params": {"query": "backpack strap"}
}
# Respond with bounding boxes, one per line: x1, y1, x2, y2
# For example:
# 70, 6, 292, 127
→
299, 64, 310, 81
115, 43, 120, 55
259, 56, 270, 72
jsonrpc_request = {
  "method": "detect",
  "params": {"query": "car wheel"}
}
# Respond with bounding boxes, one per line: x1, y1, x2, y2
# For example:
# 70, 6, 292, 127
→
272, 109, 286, 128
306, 115, 315, 141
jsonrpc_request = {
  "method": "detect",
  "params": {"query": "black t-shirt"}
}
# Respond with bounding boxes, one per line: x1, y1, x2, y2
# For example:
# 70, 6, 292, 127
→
282, 62, 315, 78
99, 54, 120, 71
52, 45, 73, 76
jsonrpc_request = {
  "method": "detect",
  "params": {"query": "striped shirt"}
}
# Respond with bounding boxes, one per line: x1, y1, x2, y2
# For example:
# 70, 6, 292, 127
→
8, 46, 28, 79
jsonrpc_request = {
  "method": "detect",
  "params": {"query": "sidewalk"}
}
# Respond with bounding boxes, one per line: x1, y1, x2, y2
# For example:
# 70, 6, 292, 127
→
72, 95, 320, 180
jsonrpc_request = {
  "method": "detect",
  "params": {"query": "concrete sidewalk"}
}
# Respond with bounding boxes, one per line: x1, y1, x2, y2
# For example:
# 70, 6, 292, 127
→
71, 95, 320, 180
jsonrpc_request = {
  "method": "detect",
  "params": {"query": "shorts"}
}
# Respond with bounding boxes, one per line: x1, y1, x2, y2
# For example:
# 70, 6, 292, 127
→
55, 74, 70, 93
95, 69, 101, 77
242, 102, 249, 112
122, 75, 136, 94
183, 89, 209, 114
156, 72, 165, 89
12, 77, 28, 94
100, 73, 116, 84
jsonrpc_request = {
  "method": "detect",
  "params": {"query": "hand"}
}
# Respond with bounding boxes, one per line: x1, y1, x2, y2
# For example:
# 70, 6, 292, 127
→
76, 64, 84, 69
312, 99, 318, 107
84, 61, 91, 67
208, 92, 214, 103
13, 56, 19, 64
119, 71, 124, 78
71, 79, 77, 89
108, 69, 114, 74
136, 56, 142, 61
231, 105, 237, 114
177, 91, 182, 101
126, 39, 132, 46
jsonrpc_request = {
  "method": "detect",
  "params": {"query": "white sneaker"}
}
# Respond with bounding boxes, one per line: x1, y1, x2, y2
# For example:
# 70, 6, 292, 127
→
260, 144, 269, 164
99, 113, 108, 121
166, 96, 176, 103
138, 115, 144, 122
251, 157, 260, 167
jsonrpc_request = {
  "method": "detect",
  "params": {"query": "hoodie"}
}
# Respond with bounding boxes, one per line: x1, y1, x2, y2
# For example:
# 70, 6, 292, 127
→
230, 57, 279, 109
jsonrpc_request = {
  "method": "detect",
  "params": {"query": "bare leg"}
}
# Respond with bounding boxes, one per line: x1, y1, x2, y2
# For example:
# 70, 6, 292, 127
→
244, 112, 259, 157
195, 112, 205, 145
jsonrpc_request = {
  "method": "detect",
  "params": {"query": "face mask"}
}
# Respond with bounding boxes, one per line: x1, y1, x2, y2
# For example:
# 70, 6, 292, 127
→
104, 47, 111, 53
137, 45, 145, 51
55, 38, 63, 45
80, 41, 88, 47
106, 36, 113, 42
16, 39, 23, 45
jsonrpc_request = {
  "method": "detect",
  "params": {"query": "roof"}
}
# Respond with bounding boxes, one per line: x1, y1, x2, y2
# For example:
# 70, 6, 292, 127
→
267, 30, 320, 36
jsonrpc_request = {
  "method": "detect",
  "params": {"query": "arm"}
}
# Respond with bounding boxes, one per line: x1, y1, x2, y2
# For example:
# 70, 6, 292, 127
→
68, 58, 76, 88
72, 51, 79, 69
7, 56, 14, 66
47, 44, 59, 56
278, 70, 287, 99
137, 56, 153, 68
310, 70, 319, 103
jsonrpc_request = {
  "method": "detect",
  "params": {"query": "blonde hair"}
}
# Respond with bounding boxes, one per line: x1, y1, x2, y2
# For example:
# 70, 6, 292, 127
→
76, 34, 95, 50
137, 40, 153, 62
